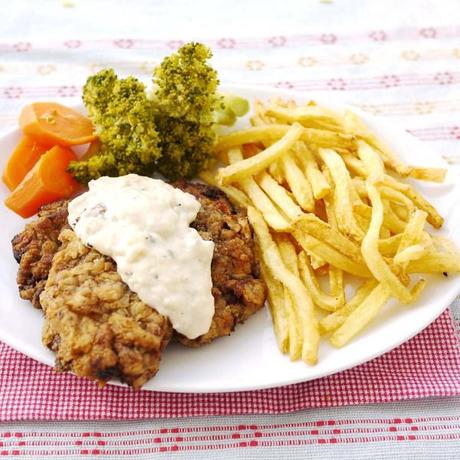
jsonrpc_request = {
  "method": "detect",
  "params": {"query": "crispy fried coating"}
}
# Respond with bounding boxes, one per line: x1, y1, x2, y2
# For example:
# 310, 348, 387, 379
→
12, 200, 68, 308
40, 229, 172, 388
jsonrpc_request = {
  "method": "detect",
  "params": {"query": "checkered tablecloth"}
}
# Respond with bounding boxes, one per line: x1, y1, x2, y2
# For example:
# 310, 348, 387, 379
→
2, 0, 460, 457
0, 308, 459, 422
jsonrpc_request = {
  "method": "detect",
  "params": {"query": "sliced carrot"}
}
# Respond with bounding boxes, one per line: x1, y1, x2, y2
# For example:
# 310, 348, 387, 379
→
2, 136, 50, 191
4, 145, 81, 218
19, 102, 97, 146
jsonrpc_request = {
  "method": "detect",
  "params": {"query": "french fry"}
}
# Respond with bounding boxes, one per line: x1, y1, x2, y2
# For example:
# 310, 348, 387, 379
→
397, 210, 428, 251
352, 177, 367, 198
242, 177, 291, 231
215, 125, 354, 154
283, 288, 302, 360
268, 161, 285, 184
394, 244, 428, 266
259, 260, 290, 353
319, 280, 377, 334
379, 186, 415, 212
342, 152, 368, 177
344, 109, 412, 177
294, 214, 364, 261
295, 143, 331, 200
383, 175, 443, 229
409, 167, 447, 183
330, 279, 425, 347
322, 190, 346, 306
379, 225, 391, 239
257, 172, 304, 222
407, 251, 460, 274
227, 146, 244, 165
298, 252, 344, 311
319, 148, 364, 241
329, 266, 345, 308
330, 284, 390, 347
218, 124, 304, 185
250, 100, 277, 127
357, 140, 385, 182
266, 104, 341, 131
349, 176, 364, 205
275, 237, 304, 360
383, 199, 408, 230
379, 234, 403, 256
310, 254, 327, 270
227, 147, 291, 231
396, 209, 428, 270
293, 231, 371, 277
280, 153, 315, 211
433, 235, 460, 254
276, 234, 300, 276
390, 202, 410, 222
354, 202, 406, 234
248, 207, 319, 364
250, 114, 269, 128
361, 183, 413, 303
323, 185, 337, 225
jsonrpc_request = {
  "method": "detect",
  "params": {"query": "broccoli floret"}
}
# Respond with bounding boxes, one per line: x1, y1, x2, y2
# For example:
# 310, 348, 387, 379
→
69, 43, 249, 183
152, 43, 221, 180
68, 69, 161, 183
153, 42, 221, 124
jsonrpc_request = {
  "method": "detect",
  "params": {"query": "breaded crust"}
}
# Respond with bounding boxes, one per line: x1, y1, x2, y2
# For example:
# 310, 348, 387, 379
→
12, 200, 69, 308
40, 229, 172, 388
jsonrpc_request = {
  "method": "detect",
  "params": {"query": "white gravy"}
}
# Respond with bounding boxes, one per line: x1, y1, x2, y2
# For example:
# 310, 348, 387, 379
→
68, 174, 215, 339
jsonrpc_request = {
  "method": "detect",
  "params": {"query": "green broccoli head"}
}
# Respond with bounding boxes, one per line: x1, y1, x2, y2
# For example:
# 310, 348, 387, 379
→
153, 42, 221, 125
152, 43, 221, 179
69, 69, 161, 183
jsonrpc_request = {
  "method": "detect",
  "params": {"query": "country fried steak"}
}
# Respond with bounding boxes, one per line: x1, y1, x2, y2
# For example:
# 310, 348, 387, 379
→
11, 181, 266, 387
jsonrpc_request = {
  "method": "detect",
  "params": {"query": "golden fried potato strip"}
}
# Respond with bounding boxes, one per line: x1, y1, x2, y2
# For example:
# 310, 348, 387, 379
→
248, 207, 319, 365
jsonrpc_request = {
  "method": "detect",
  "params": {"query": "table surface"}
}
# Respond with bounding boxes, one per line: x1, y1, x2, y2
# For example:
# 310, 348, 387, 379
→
1, 0, 460, 458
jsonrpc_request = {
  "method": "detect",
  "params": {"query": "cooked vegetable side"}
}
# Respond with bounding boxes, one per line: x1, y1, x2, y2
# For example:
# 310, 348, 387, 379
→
2, 136, 49, 191
69, 42, 249, 183
19, 102, 97, 146
5, 145, 80, 218
68, 69, 161, 182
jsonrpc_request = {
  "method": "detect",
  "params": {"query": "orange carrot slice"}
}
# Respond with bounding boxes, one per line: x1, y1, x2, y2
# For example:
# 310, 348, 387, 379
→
19, 102, 97, 146
2, 136, 50, 191
4, 145, 81, 218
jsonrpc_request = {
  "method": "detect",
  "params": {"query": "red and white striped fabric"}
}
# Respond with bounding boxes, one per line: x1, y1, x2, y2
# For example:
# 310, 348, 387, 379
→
0, 309, 458, 421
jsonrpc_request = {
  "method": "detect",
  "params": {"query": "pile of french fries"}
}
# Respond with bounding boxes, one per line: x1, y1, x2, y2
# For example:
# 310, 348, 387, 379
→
201, 98, 460, 365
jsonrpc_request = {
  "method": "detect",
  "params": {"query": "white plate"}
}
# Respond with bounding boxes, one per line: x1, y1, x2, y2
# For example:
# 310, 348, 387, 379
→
0, 85, 459, 393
